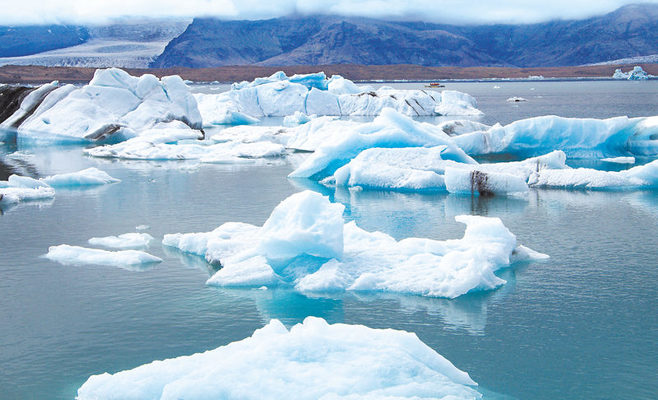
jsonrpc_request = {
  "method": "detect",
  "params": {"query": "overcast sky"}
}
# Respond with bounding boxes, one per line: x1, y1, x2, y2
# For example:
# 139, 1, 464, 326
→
2, 0, 657, 25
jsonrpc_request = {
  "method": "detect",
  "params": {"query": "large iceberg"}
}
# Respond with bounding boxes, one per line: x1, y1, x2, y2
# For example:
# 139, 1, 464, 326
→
194, 71, 482, 125
289, 108, 475, 179
77, 317, 481, 400
0, 68, 203, 144
163, 191, 546, 298
612, 66, 651, 80
452, 115, 658, 158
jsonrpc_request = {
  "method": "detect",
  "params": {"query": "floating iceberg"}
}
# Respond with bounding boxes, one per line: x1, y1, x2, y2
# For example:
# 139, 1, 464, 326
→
77, 317, 481, 400
41, 167, 120, 187
529, 159, 658, 189
88, 233, 154, 249
452, 115, 658, 158
329, 148, 566, 194
45, 244, 162, 266
506, 97, 527, 102
0, 175, 55, 206
289, 108, 475, 179
194, 71, 482, 124
164, 191, 546, 298
0, 68, 203, 144
602, 156, 635, 164
612, 66, 651, 80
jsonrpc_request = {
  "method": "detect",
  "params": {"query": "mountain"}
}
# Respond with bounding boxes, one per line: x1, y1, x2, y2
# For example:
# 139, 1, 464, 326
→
151, 4, 658, 68
0, 19, 190, 68
0, 25, 88, 57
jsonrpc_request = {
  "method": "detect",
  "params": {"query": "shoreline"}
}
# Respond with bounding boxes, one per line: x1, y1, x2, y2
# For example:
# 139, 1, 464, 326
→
0, 63, 656, 84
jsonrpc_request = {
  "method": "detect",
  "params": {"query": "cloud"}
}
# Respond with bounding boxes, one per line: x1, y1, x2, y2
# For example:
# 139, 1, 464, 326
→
1, 0, 656, 25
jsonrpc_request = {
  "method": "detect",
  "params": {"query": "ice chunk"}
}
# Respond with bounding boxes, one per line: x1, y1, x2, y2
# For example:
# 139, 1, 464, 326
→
0, 174, 55, 206
435, 90, 483, 116
283, 111, 315, 126
164, 191, 546, 298
602, 156, 635, 164
528, 160, 658, 189
613, 66, 650, 80
88, 233, 154, 249
16, 68, 203, 144
453, 115, 658, 158
41, 167, 120, 187
289, 108, 475, 179
77, 317, 480, 400
45, 244, 162, 266
506, 97, 527, 102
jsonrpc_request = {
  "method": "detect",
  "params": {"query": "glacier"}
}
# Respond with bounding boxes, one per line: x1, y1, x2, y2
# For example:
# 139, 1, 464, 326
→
77, 317, 481, 400
194, 71, 482, 125
88, 233, 154, 249
0, 68, 203, 144
45, 244, 162, 266
163, 191, 547, 298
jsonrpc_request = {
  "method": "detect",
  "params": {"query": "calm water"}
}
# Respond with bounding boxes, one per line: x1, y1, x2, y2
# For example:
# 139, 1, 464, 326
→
1, 81, 657, 400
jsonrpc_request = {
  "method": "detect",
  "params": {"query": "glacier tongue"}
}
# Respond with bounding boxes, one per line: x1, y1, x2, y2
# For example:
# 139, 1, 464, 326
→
163, 190, 547, 298
77, 316, 481, 400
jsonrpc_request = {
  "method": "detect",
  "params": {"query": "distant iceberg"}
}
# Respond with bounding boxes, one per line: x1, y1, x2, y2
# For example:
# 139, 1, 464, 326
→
88, 233, 154, 249
164, 191, 546, 298
194, 71, 482, 125
77, 316, 481, 400
45, 244, 162, 266
0, 68, 203, 144
612, 66, 651, 80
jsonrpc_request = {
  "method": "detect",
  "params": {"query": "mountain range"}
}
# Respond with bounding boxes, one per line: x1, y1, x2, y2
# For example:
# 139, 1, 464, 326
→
0, 4, 656, 69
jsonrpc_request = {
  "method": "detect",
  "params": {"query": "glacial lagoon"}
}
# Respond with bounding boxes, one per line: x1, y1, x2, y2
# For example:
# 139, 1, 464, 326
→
1, 79, 657, 399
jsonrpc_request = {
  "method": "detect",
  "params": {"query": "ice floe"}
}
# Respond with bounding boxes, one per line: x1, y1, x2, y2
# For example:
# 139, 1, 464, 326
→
194, 71, 482, 125
164, 191, 546, 298
77, 316, 481, 400
529, 159, 658, 189
41, 167, 120, 187
88, 233, 154, 249
601, 156, 635, 164
3, 68, 203, 144
0, 175, 55, 206
45, 244, 162, 266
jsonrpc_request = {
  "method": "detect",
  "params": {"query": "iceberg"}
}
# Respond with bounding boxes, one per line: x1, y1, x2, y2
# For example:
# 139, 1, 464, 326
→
88, 233, 154, 249
41, 167, 120, 187
194, 71, 482, 124
612, 66, 651, 80
444, 168, 529, 196
506, 97, 527, 102
77, 317, 481, 400
452, 115, 658, 158
164, 191, 546, 298
3, 68, 203, 144
283, 111, 315, 126
602, 156, 635, 164
0, 174, 55, 206
528, 159, 658, 189
289, 108, 475, 179
45, 244, 162, 266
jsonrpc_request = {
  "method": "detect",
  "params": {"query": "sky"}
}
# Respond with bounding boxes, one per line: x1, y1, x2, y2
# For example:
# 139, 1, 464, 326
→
1, 0, 657, 25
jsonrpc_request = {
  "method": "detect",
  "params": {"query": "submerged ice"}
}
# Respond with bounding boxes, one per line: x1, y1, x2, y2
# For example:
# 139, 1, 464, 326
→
77, 316, 481, 400
164, 191, 546, 298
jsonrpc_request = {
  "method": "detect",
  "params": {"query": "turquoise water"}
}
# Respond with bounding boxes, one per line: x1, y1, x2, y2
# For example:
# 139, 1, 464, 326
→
1, 80, 657, 399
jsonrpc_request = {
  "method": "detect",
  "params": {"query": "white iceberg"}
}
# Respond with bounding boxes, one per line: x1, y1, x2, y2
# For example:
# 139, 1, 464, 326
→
77, 317, 481, 400
452, 115, 658, 158
10, 68, 203, 144
602, 156, 635, 164
194, 71, 482, 124
45, 244, 162, 266
164, 191, 546, 298
289, 108, 475, 179
612, 66, 650, 80
529, 159, 658, 189
41, 167, 120, 187
0, 174, 55, 205
88, 233, 154, 249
